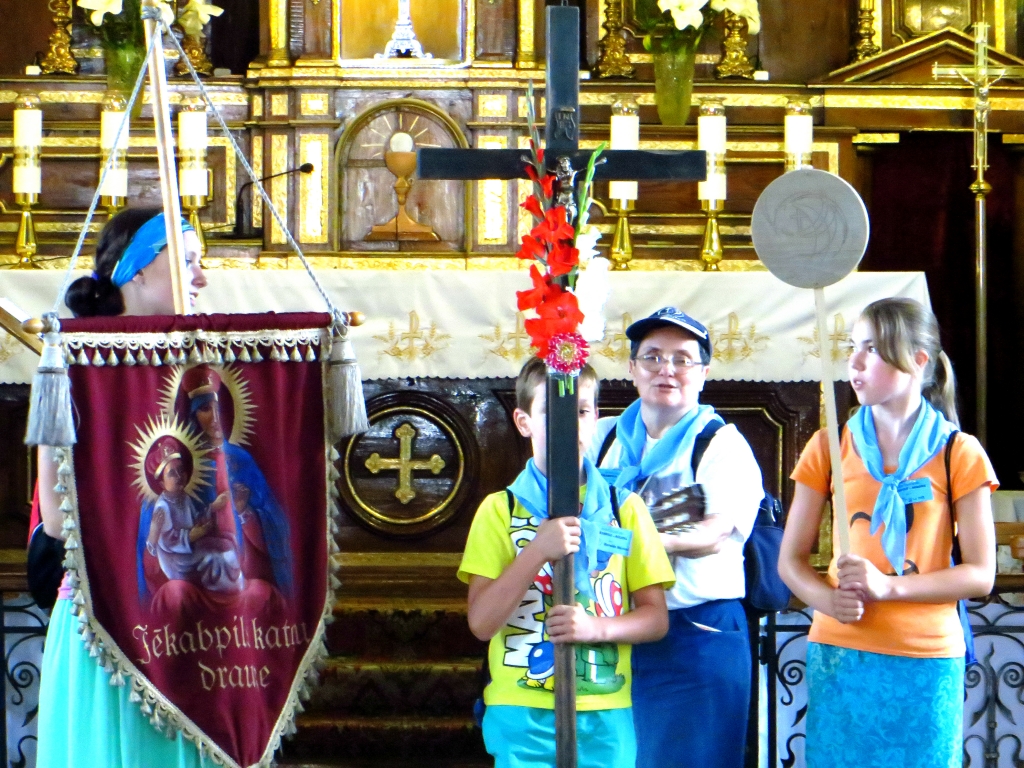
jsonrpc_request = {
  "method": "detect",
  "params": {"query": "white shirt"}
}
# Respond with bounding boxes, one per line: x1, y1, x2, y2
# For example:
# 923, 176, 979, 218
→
588, 414, 764, 609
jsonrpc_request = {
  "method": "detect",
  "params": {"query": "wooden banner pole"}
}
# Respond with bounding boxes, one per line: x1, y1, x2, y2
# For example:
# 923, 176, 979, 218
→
814, 287, 850, 556
141, 0, 188, 316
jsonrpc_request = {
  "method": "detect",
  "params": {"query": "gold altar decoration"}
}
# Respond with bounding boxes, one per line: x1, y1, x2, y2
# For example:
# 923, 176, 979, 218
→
609, 96, 639, 269
594, 0, 636, 79
99, 92, 129, 215
697, 98, 726, 271
365, 132, 440, 243
715, 10, 755, 79
932, 21, 1024, 445
894, 0, 973, 41
174, 0, 223, 75
365, 422, 445, 504
853, 0, 881, 61
40, 0, 79, 75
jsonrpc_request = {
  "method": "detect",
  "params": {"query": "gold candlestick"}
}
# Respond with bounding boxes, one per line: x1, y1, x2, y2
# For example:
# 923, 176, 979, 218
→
594, 0, 635, 79
40, 0, 78, 75
181, 195, 208, 257
700, 200, 723, 271
15, 193, 39, 267
853, 0, 880, 62
715, 10, 755, 79
609, 199, 634, 270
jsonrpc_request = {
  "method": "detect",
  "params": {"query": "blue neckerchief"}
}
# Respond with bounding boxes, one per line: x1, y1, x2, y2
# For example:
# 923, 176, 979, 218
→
508, 457, 616, 601
847, 400, 955, 574
610, 400, 722, 492
110, 213, 195, 287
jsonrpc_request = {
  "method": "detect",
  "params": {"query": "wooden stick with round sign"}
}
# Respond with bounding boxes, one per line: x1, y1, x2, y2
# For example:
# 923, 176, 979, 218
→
750, 168, 870, 556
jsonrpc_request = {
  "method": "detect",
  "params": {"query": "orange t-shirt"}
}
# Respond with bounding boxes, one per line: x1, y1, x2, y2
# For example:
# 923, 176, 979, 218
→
792, 428, 998, 658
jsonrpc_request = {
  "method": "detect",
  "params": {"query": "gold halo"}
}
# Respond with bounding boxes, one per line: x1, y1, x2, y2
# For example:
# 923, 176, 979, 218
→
158, 364, 256, 447
128, 414, 212, 503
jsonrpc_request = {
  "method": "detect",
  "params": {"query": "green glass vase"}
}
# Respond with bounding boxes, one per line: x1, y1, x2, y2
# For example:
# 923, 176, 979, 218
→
652, 43, 698, 126
104, 43, 146, 117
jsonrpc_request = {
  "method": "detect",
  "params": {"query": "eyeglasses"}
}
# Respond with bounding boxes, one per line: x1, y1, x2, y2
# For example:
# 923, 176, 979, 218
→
634, 353, 703, 373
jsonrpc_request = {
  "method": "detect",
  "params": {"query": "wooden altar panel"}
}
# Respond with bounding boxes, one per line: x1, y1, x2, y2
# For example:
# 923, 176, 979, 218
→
758, 0, 851, 84
331, 378, 824, 555
0, 0, 52, 77
475, 0, 516, 61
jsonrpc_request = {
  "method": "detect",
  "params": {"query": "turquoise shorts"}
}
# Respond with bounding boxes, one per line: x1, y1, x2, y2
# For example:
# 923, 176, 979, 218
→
481, 705, 636, 768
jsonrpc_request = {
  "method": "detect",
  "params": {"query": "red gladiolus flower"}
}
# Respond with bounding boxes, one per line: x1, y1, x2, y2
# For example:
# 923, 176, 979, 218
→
547, 241, 579, 277
516, 264, 559, 311
525, 163, 556, 200
531, 207, 574, 246
520, 195, 544, 221
536, 290, 584, 332
544, 332, 589, 375
516, 234, 546, 262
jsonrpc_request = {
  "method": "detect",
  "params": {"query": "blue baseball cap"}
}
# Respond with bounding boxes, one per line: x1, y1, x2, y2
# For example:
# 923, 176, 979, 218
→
626, 307, 712, 360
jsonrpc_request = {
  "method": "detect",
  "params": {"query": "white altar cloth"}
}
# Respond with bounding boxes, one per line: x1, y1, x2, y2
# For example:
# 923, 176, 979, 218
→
0, 270, 929, 385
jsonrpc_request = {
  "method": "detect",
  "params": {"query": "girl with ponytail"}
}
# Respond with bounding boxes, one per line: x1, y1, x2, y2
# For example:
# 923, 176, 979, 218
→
778, 297, 997, 768
64, 206, 207, 317
34, 208, 208, 768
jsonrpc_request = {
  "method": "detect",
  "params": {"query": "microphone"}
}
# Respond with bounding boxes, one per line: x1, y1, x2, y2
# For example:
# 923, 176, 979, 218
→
234, 163, 315, 237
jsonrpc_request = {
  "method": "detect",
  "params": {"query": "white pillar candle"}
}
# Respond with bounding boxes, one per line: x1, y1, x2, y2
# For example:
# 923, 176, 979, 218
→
177, 105, 209, 197
697, 100, 726, 202
100, 101, 130, 198
784, 100, 814, 159
609, 99, 639, 202
13, 94, 42, 195
606, 96, 638, 202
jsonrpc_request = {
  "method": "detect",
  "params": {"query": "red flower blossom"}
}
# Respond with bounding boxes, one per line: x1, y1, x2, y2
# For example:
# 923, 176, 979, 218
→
547, 241, 579, 277
516, 264, 559, 311
525, 163, 556, 200
520, 195, 544, 222
544, 332, 589, 375
525, 290, 585, 355
530, 207, 575, 245
516, 234, 546, 262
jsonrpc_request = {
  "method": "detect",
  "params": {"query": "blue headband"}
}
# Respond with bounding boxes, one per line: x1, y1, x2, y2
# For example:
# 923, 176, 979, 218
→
110, 213, 195, 288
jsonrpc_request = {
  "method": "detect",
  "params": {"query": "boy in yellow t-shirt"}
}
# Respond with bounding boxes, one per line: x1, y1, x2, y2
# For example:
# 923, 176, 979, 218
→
458, 358, 675, 768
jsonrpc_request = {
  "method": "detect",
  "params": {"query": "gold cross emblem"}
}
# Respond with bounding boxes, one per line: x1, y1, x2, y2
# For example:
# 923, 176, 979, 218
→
364, 422, 446, 504
595, 313, 633, 363
711, 312, 769, 364
798, 313, 852, 362
375, 310, 451, 362
481, 312, 534, 362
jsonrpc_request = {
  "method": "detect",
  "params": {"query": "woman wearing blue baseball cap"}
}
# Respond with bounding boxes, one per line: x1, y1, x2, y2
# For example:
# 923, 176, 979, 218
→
587, 307, 764, 768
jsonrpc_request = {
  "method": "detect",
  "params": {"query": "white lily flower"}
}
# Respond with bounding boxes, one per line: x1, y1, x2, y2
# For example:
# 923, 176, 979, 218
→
574, 256, 611, 343
657, 0, 709, 31
177, 0, 224, 39
710, 0, 760, 34
78, 0, 123, 26
575, 225, 602, 267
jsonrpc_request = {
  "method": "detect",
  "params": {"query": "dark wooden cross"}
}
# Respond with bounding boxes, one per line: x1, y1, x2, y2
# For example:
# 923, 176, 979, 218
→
418, 6, 706, 766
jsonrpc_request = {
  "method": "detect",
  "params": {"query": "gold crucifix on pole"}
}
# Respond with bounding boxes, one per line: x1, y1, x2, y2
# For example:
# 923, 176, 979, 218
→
933, 22, 1024, 446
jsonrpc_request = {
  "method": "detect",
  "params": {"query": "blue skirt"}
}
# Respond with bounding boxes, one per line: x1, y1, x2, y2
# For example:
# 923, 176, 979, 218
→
37, 599, 204, 768
806, 642, 964, 768
631, 599, 751, 768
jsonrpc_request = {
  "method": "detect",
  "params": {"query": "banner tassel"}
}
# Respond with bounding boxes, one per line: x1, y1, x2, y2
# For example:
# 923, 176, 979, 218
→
326, 322, 369, 442
25, 313, 76, 447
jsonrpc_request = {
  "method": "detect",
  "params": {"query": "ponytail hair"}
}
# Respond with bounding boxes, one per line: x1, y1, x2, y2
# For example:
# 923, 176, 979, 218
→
64, 207, 162, 317
859, 298, 960, 428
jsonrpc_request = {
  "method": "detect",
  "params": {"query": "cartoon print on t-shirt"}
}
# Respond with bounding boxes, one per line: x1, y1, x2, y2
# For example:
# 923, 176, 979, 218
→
504, 501, 626, 695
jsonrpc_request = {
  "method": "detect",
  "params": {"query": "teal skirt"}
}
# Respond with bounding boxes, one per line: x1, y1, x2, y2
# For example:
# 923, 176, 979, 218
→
806, 642, 964, 768
37, 599, 204, 768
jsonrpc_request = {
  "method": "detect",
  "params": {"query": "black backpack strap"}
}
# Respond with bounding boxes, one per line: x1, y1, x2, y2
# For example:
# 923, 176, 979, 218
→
945, 431, 961, 565
596, 425, 618, 466
690, 419, 726, 477
610, 487, 621, 527
505, 488, 515, 514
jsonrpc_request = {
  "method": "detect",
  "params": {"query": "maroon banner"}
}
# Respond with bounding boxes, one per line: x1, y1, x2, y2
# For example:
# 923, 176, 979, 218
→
62, 313, 332, 767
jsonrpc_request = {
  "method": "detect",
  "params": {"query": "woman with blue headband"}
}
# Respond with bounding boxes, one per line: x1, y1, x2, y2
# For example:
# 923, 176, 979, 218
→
34, 208, 208, 768
65, 207, 206, 317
